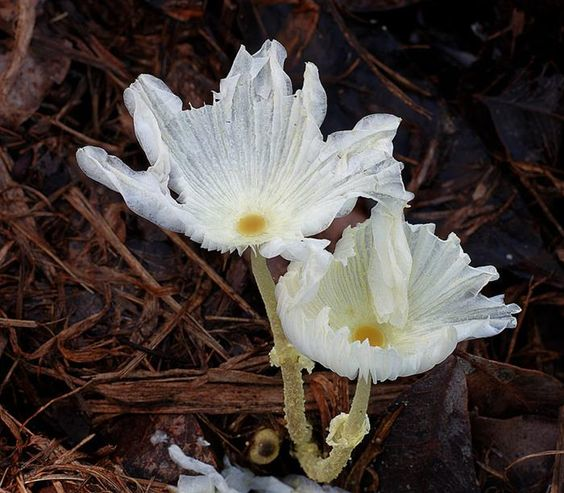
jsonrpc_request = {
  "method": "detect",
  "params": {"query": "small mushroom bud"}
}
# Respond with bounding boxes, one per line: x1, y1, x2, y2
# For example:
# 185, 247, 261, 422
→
247, 428, 280, 465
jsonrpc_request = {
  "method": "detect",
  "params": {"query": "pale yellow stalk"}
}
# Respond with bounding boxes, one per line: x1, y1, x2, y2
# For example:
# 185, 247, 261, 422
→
251, 253, 371, 482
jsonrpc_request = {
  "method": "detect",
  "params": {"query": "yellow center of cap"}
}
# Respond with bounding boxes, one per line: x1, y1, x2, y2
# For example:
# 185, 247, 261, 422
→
236, 214, 267, 236
351, 324, 386, 347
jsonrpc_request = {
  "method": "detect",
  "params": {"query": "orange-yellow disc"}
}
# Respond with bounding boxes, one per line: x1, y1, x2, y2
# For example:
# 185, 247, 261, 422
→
351, 324, 385, 347
237, 214, 266, 236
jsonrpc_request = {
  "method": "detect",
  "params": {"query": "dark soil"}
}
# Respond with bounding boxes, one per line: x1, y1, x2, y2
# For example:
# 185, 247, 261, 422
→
0, 1, 562, 491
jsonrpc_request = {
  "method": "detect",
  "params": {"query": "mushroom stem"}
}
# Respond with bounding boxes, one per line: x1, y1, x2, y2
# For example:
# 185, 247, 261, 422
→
250, 253, 317, 453
251, 253, 371, 483
295, 376, 371, 482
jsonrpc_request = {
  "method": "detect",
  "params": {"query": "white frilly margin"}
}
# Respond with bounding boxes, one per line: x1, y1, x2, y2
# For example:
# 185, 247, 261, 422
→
276, 204, 521, 383
76, 39, 412, 258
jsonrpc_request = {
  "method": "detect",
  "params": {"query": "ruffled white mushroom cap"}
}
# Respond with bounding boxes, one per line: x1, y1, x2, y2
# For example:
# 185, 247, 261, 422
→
276, 204, 521, 383
76, 40, 412, 258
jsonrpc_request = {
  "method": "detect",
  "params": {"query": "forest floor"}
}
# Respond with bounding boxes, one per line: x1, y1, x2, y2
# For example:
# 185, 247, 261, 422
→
0, 0, 563, 492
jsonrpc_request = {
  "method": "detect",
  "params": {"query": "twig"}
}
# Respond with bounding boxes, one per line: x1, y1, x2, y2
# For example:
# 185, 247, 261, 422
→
164, 230, 261, 319
551, 406, 564, 493
327, 0, 432, 119
0, 0, 36, 99
65, 188, 229, 366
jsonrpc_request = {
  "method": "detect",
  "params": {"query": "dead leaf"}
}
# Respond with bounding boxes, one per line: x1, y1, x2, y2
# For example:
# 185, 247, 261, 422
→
275, 0, 319, 68
0, 47, 71, 126
473, 415, 558, 493
0, 1, 70, 127
109, 414, 217, 483
480, 70, 564, 166
461, 353, 564, 418
166, 43, 216, 108
377, 356, 480, 493
411, 116, 564, 287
